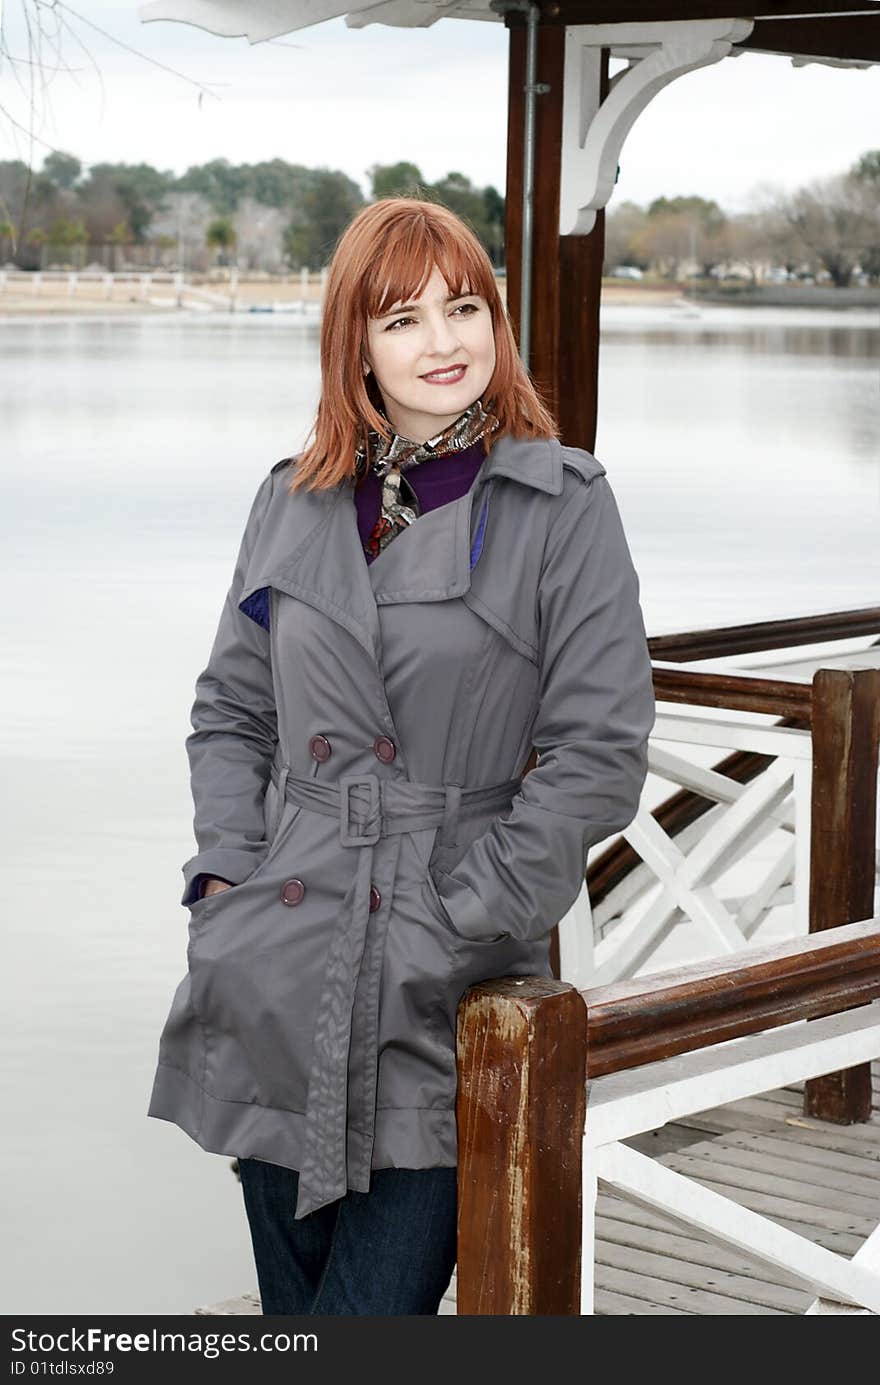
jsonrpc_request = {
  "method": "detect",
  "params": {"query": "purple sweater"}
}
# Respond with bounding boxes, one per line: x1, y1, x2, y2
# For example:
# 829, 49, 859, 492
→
354, 439, 486, 560
192, 439, 487, 902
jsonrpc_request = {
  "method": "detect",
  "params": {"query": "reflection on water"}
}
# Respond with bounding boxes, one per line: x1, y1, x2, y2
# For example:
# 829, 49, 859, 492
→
1, 305, 878, 1313
599, 302, 878, 349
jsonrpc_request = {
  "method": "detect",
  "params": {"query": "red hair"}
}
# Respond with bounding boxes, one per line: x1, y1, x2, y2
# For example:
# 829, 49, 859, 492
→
289, 197, 558, 493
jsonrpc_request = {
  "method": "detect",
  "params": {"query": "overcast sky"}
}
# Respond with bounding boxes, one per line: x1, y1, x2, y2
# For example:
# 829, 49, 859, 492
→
1, 1, 878, 212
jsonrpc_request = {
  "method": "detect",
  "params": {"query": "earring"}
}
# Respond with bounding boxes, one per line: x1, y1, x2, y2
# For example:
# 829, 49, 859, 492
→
362, 362, 370, 376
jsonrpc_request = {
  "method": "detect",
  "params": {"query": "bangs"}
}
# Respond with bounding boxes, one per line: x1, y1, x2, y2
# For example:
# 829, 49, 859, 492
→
364, 215, 495, 319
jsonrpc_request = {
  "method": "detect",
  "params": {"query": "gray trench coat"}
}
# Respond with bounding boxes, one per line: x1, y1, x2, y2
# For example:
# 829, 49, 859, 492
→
148, 431, 655, 1220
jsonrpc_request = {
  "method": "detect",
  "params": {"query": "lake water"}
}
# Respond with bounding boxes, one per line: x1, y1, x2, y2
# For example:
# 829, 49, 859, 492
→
2, 304, 878, 1314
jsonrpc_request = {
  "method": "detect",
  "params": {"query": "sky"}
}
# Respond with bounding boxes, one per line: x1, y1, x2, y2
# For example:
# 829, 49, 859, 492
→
0, 0, 878, 213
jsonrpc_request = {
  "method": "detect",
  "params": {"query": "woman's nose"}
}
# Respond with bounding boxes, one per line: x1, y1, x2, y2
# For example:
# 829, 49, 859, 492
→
425, 312, 461, 355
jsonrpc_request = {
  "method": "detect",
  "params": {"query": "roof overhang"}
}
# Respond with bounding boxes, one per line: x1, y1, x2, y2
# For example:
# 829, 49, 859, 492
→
137, 1, 880, 65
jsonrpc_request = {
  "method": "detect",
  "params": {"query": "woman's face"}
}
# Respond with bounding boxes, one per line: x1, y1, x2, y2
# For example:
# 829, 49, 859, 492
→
363, 263, 496, 444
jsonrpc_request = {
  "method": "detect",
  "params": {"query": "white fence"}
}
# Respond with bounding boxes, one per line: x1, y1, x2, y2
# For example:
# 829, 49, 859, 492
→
0, 267, 330, 312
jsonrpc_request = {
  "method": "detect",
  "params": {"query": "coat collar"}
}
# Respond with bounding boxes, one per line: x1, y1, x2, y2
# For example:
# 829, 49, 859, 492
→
478, 430, 564, 496
238, 432, 564, 663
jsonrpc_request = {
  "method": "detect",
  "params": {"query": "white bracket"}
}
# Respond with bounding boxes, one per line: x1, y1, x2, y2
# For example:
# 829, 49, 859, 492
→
560, 18, 754, 237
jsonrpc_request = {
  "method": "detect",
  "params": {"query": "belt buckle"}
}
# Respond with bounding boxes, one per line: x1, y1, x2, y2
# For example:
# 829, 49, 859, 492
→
339, 774, 381, 846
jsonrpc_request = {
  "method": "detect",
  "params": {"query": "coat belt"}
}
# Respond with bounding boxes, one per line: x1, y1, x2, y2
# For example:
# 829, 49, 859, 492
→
268, 766, 522, 1220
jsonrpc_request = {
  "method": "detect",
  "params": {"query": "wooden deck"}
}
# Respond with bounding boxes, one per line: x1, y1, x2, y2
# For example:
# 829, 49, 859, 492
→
591, 1059, 880, 1315
197, 1060, 878, 1317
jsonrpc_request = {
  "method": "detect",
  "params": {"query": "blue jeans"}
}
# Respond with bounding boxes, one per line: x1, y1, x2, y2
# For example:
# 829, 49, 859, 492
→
237, 1158, 458, 1315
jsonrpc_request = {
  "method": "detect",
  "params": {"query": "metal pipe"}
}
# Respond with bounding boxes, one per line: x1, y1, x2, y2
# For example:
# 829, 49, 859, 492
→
491, 0, 547, 369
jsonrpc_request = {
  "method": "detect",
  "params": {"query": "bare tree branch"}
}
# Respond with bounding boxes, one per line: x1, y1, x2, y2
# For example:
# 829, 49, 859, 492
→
0, 0, 227, 255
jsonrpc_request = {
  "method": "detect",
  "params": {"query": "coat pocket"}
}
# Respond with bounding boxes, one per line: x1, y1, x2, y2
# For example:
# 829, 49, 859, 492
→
187, 797, 304, 935
421, 863, 461, 941
413, 824, 461, 941
419, 827, 507, 946
185, 798, 336, 1110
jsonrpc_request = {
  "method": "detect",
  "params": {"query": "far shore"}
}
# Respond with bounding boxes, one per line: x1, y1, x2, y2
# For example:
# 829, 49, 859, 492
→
1, 274, 875, 318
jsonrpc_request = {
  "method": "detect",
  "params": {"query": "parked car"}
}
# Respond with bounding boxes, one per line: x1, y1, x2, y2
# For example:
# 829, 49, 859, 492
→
608, 265, 644, 280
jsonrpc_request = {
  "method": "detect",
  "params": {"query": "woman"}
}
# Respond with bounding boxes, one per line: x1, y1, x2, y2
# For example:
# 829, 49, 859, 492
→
148, 198, 655, 1315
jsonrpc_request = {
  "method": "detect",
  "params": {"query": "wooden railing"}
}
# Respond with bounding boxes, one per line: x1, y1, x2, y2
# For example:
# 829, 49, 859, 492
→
587, 604, 880, 916
580, 607, 880, 1121
455, 606, 880, 1313
647, 606, 880, 662
456, 919, 880, 1315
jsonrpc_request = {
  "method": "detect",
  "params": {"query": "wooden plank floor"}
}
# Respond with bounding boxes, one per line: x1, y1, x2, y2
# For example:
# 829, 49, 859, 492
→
197, 1061, 879, 1317
590, 1058, 880, 1316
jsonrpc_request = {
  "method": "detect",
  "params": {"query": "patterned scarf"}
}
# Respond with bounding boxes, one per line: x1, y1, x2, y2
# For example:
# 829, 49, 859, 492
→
354, 397, 499, 560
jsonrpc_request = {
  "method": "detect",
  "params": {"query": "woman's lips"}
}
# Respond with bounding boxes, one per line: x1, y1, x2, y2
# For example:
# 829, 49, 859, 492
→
420, 365, 467, 384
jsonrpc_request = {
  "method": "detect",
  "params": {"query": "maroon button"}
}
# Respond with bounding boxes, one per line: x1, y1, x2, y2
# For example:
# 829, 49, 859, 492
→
373, 735, 396, 764
369, 885, 381, 914
280, 878, 305, 906
309, 734, 331, 762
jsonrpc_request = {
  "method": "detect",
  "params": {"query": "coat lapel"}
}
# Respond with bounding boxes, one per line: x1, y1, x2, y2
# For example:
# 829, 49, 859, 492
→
238, 481, 382, 661
238, 433, 565, 665
364, 470, 481, 606
362, 432, 564, 607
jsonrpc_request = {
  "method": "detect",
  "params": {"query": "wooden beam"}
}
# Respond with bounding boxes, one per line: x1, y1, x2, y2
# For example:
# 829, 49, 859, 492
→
557, 47, 609, 452
557, 220, 606, 451
537, 5, 880, 63
456, 977, 587, 1314
528, 26, 566, 426
743, 16, 880, 63
648, 606, 880, 663
505, 21, 565, 417
805, 668, 880, 1122
539, 3, 878, 26
652, 666, 813, 720
580, 917, 880, 1077
505, 23, 607, 450
504, 21, 525, 356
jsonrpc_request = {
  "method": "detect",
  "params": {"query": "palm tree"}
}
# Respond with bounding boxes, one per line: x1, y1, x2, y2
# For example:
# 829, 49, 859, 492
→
107, 222, 130, 273
152, 233, 177, 269
47, 216, 88, 269
0, 220, 16, 263
206, 217, 237, 269
26, 227, 48, 270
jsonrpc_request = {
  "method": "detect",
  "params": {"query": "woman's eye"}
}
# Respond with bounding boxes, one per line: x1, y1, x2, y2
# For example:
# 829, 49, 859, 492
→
384, 302, 479, 331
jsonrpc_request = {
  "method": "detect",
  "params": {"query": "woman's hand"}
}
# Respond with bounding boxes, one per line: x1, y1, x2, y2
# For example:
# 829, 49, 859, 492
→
203, 877, 233, 898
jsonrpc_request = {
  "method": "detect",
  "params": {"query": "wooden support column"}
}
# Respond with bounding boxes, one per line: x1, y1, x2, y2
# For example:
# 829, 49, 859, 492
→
804, 667, 880, 1122
506, 25, 608, 976
504, 21, 608, 451
558, 40, 610, 454
456, 977, 587, 1314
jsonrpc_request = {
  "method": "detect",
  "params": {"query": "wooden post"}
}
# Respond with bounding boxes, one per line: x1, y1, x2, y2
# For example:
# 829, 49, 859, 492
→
804, 667, 880, 1122
506, 23, 609, 983
504, 21, 608, 451
558, 44, 609, 453
456, 977, 587, 1314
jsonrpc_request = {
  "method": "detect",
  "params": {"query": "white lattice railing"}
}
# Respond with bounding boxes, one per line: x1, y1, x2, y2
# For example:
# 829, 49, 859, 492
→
558, 642, 880, 990
559, 709, 815, 987
582, 974, 880, 1316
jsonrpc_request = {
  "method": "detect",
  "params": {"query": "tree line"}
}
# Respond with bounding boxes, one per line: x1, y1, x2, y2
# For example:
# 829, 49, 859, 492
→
1, 148, 877, 286
605, 153, 880, 288
0, 154, 504, 272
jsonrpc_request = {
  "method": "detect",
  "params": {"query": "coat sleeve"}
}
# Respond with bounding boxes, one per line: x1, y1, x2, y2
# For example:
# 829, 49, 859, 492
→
431, 472, 655, 944
180, 471, 278, 907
